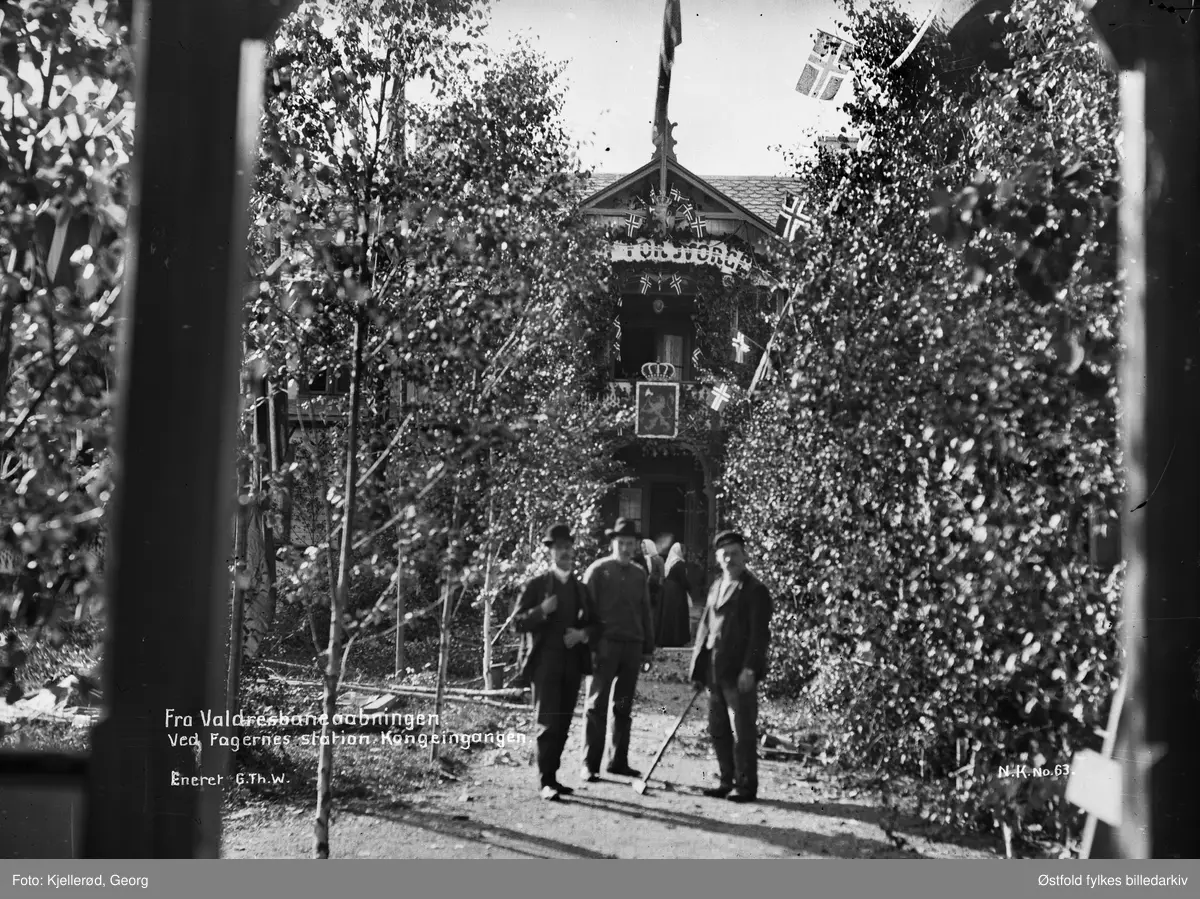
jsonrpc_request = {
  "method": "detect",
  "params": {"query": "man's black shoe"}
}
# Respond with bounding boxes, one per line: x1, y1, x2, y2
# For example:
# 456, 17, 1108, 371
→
580, 768, 600, 783
540, 785, 562, 801
702, 784, 734, 798
551, 782, 576, 796
606, 764, 642, 778
726, 791, 757, 804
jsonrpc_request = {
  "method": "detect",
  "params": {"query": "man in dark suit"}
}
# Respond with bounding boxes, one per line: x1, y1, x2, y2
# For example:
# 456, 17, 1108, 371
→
512, 523, 603, 801
689, 530, 773, 803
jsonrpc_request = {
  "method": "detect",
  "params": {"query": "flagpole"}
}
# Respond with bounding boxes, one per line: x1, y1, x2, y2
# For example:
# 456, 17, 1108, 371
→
653, 0, 682, 197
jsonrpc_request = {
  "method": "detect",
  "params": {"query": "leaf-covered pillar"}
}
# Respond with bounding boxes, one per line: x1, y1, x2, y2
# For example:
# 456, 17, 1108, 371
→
1088, 0, 1200, 858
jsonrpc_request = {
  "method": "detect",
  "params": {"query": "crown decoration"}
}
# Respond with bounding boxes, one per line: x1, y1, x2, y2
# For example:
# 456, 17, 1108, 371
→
624, 185, 708, 239
641, 361, 676, 382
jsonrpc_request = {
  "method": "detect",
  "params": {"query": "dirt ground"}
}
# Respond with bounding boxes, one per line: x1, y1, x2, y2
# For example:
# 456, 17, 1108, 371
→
220, 655, 1001, 859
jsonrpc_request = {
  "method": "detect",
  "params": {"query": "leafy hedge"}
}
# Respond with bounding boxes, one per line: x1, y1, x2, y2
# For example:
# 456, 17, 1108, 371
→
721, 0, 1123, 840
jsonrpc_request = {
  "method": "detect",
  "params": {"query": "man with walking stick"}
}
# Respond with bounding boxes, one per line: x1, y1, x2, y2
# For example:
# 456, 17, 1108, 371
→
690, 530, 773, 803
580, 518, 656, 781
512, 524, 603, 801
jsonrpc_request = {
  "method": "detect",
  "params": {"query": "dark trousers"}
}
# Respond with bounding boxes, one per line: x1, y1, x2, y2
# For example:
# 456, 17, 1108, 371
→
708, 678, 759, 796
531, 652, 582, 788
582, 638, 642, 773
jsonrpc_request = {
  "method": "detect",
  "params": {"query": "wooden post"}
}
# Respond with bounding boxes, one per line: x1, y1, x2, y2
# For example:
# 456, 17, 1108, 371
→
1088, 2, 1200, 859
84, 0, 298, 859
394, 548, 405, 678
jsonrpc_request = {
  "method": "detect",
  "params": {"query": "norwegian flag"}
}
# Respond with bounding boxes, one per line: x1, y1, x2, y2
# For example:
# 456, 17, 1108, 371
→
668, 185, 683, 204
775, 192, 812, 242
625, 210, 645, 237
690, 213, 708, 238
733, 331, 751, 363
679, 200, 694, 219
796, 30, 854, 102
668, 274, 684, 295
709, 383, 732, 412
692, 346, 701, 369
639, 274, 654, 294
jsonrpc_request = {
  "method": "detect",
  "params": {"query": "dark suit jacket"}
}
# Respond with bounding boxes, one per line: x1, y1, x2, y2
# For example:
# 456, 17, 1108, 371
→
511, 570, 603, 688
689, 569, 773, 685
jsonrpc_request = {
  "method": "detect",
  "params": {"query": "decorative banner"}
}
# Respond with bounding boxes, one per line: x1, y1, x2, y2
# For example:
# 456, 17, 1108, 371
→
611, 239, 754, 276
796, 29, 854, 102
636, 380, 680, 438
709, 383, 732, 412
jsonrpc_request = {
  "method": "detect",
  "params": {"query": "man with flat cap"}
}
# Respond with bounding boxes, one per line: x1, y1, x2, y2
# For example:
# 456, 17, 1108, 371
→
690, 529, 773, 803
579, 517, 656, 781
512, 523, 603, 801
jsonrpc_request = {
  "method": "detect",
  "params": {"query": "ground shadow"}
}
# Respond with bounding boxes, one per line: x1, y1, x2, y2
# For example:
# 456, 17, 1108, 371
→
565, 792, 925, 858
342, 799, 617, 859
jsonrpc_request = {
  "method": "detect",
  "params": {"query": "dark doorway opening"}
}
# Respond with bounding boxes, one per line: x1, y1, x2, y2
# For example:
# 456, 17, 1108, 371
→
648, 483, 686, 555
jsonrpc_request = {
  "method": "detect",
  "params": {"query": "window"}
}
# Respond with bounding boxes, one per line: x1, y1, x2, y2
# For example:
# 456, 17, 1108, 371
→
616, 327, 690, 380
618, 487, 643, 534
658, 334, 684, 379
306, 368, 350, 394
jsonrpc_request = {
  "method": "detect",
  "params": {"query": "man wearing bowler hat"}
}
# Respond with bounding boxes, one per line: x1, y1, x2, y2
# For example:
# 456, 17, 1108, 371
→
512, 523, 603, 801
579, 517, 656, 781
690, 529, 773, 803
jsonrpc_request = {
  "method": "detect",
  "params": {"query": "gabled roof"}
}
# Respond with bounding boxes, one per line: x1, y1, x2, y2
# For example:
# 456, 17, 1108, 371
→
580, 164, 797, 229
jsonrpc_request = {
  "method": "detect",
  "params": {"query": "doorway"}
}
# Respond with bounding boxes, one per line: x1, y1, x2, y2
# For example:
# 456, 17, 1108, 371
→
648, 483, 687, 555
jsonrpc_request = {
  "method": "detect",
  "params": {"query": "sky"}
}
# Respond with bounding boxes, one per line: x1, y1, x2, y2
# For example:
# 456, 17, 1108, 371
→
481, 0, 940, 177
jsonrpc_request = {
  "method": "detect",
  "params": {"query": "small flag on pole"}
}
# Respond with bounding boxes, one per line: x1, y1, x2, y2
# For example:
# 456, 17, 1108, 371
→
679, 200, 694, 220
709, 383, 732, 412
668, 185, 683, 204
733, 332, 751, 363
626, 210, 645, 237
775, 192, 812, 241
795, 30, 854, 102
690, 213, 708, 238
668, 274, 684, 295
639, 274, 653, 294
692, 346, 701, 369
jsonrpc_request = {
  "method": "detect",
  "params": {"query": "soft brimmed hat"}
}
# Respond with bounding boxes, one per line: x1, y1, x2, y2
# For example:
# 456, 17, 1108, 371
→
605, 518, 641, 540
712, 529, 745, 550
542, 523, 575, 547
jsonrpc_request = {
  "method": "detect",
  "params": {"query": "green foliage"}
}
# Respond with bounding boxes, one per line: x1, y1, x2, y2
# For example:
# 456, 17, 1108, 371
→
722, 0, 1122, 838
1, 0, 132, 695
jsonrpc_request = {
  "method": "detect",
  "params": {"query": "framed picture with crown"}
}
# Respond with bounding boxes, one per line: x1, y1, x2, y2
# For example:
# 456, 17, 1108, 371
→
635, 362, 680, 439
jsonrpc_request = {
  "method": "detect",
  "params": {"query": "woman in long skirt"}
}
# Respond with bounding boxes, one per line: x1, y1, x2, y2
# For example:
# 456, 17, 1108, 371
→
656, 542, 693, 647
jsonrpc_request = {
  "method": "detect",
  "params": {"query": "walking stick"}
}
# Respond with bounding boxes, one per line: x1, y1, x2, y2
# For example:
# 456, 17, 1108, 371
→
633, 685, 703, 795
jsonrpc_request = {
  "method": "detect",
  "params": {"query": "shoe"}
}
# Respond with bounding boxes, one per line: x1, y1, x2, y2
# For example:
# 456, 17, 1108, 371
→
606, 764, 642, 778
540, 785, 562, 801
702, 784, 734, 798
551, 782, 576, 796
726, 791, 757, 804
580, 768, 600, 783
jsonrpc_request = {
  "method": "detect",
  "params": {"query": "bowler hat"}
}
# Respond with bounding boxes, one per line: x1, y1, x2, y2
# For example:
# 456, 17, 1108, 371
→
712, 529, 745, 550
605, 518, 641, 540
542, 523, 575, 547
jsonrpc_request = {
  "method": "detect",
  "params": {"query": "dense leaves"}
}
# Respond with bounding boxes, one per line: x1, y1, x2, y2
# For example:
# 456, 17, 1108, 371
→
0, 0, 132, 697
722, 0, 1123, 839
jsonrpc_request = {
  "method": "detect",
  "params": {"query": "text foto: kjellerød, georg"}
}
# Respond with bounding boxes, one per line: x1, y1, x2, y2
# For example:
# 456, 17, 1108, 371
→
12, 874, 149, 889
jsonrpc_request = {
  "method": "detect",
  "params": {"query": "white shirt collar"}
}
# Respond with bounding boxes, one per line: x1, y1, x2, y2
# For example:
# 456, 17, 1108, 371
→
551, 567, 571, 583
